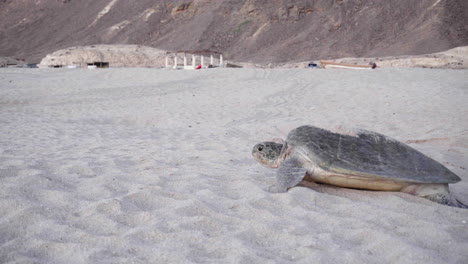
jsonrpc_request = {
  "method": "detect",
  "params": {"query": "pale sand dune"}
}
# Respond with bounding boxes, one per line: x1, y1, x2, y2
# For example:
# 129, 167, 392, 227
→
0, 68, 467, 263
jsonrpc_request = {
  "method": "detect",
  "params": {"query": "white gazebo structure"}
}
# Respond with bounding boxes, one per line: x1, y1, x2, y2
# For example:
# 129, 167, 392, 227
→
165, 52, 224, 70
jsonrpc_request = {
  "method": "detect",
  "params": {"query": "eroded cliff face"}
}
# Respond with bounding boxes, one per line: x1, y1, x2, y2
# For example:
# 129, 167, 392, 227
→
1, 0, 467, 63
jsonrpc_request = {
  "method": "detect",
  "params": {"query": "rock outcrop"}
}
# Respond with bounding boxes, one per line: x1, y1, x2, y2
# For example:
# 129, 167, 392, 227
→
38, 45, 168, 68
0, 57, 24, 67
332, 46, 468, 69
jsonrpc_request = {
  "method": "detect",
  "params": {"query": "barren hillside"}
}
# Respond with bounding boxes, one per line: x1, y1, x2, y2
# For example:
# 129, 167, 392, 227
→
0, 0, 467, 63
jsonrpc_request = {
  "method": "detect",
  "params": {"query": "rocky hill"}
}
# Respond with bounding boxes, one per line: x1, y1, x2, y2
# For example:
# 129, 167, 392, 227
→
1, 0, 467, 64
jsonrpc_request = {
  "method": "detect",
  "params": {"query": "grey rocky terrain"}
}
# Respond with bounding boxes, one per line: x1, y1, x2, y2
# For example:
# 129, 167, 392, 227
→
0, 0, 467, 64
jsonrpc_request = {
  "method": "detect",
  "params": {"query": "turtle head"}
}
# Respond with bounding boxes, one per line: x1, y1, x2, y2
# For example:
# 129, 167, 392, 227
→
252, 141, 284, 168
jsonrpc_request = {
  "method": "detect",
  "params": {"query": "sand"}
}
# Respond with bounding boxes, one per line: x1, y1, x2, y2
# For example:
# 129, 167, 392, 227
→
0, 67, 467, 263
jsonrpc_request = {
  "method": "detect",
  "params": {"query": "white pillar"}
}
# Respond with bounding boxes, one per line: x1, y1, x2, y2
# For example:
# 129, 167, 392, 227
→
165, 55, 169, 68
192, 55, 196, 67
183, 54, 187, 67
220, 54, 223, 66
201, 56, 204, 67
210, 54, 214, 65
174, 56, 178, 69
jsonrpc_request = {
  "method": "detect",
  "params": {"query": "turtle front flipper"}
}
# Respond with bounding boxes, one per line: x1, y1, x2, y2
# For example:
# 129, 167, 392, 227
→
273, 156, 308, 193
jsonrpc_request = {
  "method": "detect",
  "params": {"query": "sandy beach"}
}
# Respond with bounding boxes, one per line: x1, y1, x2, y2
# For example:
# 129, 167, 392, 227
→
1, 67, 467, 263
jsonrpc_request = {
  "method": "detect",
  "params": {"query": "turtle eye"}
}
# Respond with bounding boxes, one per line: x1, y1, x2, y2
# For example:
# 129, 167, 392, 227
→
257, 145, 264, 151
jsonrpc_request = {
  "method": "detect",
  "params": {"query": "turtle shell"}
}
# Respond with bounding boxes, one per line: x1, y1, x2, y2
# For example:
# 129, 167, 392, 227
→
286, 126, 461, 184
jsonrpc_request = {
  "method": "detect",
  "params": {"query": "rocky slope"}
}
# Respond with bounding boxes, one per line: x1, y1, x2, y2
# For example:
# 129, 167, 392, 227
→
0, 0, 467, 64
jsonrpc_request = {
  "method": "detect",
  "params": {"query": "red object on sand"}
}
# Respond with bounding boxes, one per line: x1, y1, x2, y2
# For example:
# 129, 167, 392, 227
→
195, 64, 202, 69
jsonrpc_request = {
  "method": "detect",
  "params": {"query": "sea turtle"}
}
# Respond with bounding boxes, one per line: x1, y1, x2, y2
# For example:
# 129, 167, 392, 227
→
252, 125, 466, 208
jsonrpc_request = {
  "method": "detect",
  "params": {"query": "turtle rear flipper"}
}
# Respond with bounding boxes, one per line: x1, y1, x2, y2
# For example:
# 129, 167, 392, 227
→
424, 193, 468, 209
273, 156, 307, 193
453, 199, 468, 209
403, 183, 468, 209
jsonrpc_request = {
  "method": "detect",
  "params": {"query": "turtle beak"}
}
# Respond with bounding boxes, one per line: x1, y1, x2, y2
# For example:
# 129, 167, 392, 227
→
252, 151, 266, 164
252, 152, 278, 168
